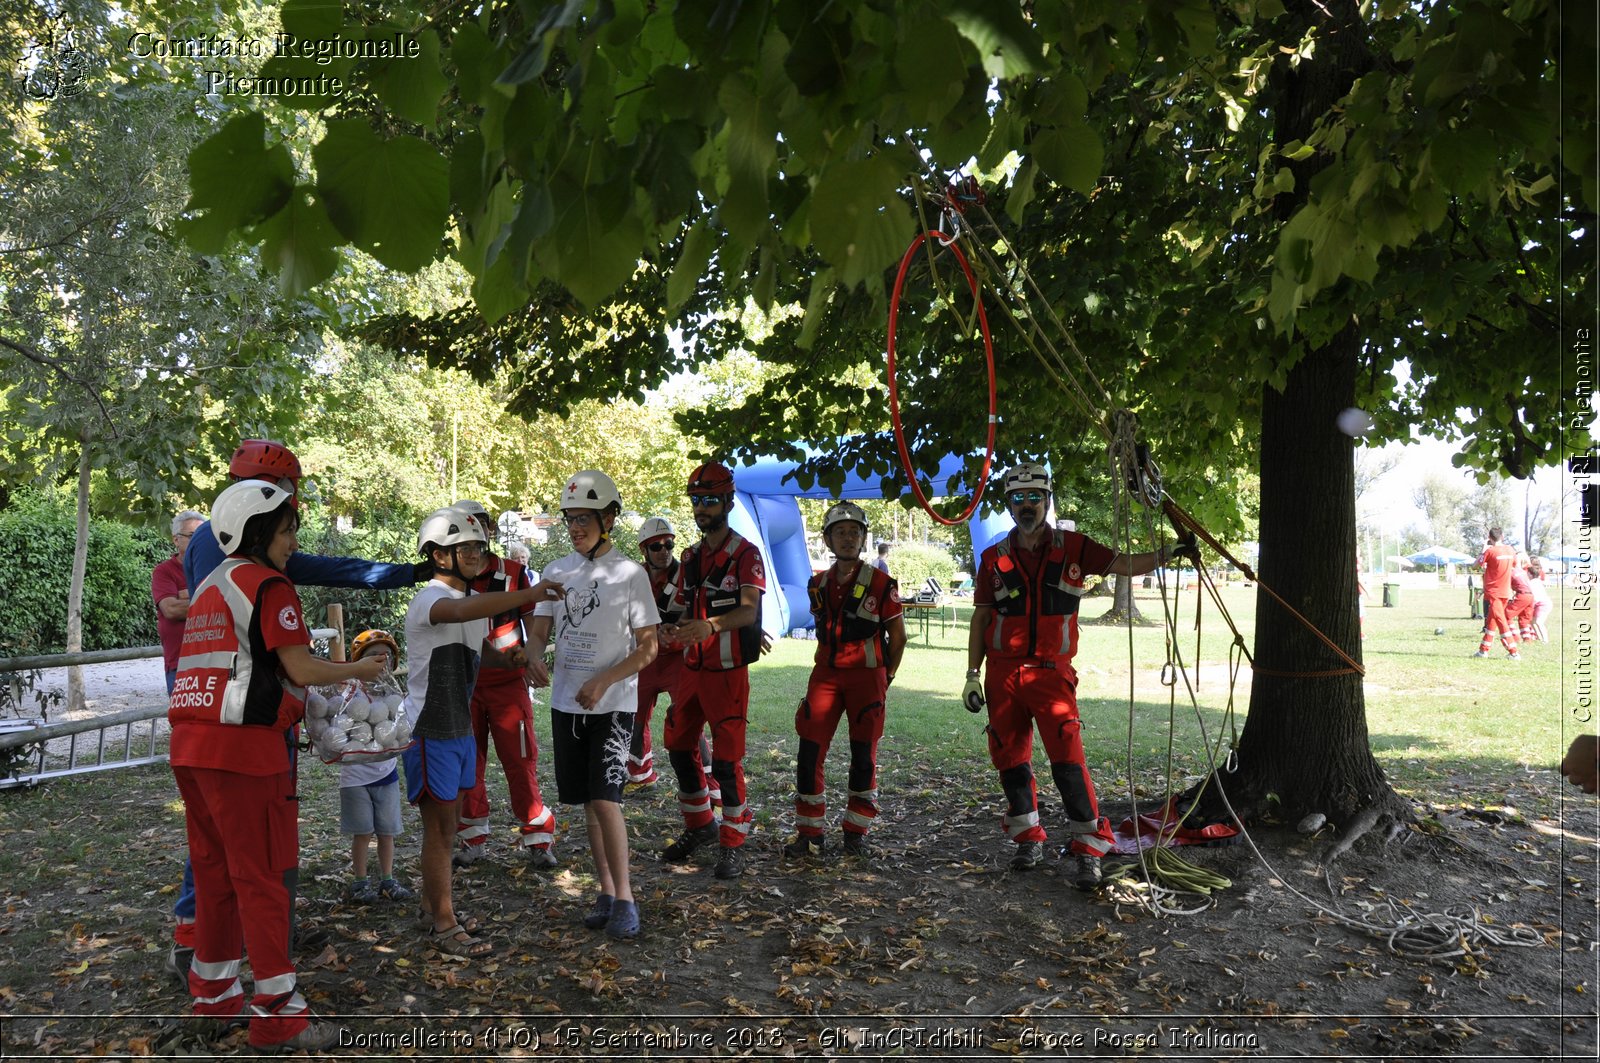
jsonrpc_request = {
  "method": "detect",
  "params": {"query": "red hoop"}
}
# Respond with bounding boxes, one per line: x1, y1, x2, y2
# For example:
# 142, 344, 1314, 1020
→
885, 230, 997, 526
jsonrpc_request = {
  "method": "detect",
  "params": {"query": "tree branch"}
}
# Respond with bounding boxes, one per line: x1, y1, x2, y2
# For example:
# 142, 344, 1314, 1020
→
0, 334, 119, 439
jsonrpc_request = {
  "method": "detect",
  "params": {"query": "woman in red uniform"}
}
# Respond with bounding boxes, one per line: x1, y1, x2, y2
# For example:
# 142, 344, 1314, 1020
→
169, 480, 384, 1052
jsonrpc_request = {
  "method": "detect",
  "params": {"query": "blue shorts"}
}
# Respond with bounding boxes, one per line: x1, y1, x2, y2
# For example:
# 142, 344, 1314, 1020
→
402, 735, 476, 805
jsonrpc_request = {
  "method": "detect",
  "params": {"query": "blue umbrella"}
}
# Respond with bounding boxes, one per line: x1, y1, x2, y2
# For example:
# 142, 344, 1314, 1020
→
1406, 546, 1475, 566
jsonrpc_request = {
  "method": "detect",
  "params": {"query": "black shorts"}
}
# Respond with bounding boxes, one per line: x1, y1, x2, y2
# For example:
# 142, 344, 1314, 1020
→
552, 709, 632, 805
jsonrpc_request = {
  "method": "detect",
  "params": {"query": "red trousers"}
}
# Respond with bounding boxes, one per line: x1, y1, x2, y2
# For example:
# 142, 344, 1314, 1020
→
458, 677, 553, 850
793, 666, 886, 838
1505, 594, 1535, 635
665, 667, 752, 847
172, 765, 311, 1049
1480, 595, 1519, 654
983, 657, 1115, 856
632, 651, 684, 781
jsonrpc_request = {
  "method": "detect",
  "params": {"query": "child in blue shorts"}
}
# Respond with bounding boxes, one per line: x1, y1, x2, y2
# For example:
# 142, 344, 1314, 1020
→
340, 630, 413, 903
403, 508, 561, 959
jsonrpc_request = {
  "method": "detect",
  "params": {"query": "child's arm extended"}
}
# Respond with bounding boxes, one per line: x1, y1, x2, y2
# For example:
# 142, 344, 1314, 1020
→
428, 578, 564, 625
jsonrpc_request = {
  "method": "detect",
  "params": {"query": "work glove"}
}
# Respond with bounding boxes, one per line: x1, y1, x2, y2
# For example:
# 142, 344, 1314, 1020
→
962, 672, 985, 714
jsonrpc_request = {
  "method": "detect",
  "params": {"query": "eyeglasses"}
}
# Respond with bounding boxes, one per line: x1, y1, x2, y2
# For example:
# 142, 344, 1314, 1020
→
455, 543, 486, 558
562, 512, 597, 528
1008, 491, 1047, 505
689, 495, 723, 508
646, 541, 675, 552
174, 532, 193, 541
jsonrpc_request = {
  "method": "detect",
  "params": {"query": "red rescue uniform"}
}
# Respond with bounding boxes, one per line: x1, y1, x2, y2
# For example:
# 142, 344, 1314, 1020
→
1477, 543, 1520, 656
975, 529, 1118, 856
663, 531, 765, 847
458, 554, 554, 853
168, 559, 315, 1050
793, 561, 902, 841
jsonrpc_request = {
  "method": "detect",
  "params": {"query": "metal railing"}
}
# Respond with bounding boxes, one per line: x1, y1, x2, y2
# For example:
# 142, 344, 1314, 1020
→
0, 629, 338, 790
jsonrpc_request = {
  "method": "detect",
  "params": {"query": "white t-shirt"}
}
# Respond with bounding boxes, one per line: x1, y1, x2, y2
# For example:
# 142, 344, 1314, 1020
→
534, 548, 655, 715
403, 580, 488, 739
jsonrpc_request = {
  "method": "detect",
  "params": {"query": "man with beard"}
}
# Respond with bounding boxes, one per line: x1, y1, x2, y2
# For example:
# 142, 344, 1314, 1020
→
660, 462, 766, 879
963, 463, 1179, 890
783, 502, 906, 861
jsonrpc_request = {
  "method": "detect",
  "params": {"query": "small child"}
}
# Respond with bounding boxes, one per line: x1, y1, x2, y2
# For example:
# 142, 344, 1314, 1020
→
339, 630, 413, 904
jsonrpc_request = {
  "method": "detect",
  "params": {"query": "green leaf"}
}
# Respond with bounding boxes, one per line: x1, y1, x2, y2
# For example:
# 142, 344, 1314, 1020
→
313, 120, 448, 273
497, 0, 585, 87
373, 29, 448, 129
279, 0, 340, 39
893, 19, 969, 126
471, 251, 527, 324
253, 189, 342, 296
946, 0, 1046, 77
456, 176, 517, 277
667, 221, 714, 315
181, 113, 294, 253
1428, 128, 1498, 194
797, 267, 836, 349
1031, 120, 1103, 195
809, 158, 914, 288
1005, 159, 1038, 222
535, 179, 646, 306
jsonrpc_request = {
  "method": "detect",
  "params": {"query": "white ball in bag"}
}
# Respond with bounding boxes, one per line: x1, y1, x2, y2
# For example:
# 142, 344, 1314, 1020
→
392, 719, 412, 746
305, 691, 329, 719
344, 696, 371, 723
348, 721, 373, 744
322, 729, 349, 754
372, 720, 398, 745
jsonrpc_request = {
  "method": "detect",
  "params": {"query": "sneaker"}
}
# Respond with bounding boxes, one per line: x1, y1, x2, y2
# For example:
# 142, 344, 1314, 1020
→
164, 943, 192, 988
662, 823, 719, 862
605, 899, 641, 939
841, 832, 873, 859
378, 879, 415, 902
582, 894, 614, 930
345, 878, 379, 904
1069, 853, 1103, 891
1507, 652, 1522, 661
451, 844, 486, 868
1010, 841, 1045, 870
526, 847, 559, 870
1472, 650, 1490, 658
251, 1019, 343, 1054
782, 835, 825, 861
713, 845, 746, 880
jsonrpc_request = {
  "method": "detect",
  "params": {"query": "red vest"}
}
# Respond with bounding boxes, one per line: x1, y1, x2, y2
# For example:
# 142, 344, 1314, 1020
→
809, 562, 896, 669
981, 530, 1096, 661
670, 532, 762, 671
169, 558, 305, 731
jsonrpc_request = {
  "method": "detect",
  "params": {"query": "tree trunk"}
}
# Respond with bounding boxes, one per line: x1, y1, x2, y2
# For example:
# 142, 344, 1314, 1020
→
1091, 573, 1147, 625
65, 444, 91, 714
1211, 0, 1405, 832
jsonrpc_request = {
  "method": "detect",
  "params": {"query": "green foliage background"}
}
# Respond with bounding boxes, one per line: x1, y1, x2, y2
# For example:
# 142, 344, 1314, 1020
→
0, 492, 168, 655
882, 543, 958, 598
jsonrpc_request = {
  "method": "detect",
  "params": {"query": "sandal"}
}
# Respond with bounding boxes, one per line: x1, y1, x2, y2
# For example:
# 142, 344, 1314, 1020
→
415, 909, 479, 933
428, 922, 492, 959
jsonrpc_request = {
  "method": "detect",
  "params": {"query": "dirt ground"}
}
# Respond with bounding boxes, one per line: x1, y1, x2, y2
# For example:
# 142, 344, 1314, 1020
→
0, 662, 1596, 1060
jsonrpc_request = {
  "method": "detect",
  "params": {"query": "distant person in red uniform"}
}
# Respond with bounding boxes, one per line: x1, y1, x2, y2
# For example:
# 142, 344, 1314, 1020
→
784, 502, 906, 861
152, 509, 204, 695
964, 463, 1180, 890
170, 480, 385, 1053
659, 462, 766, 880
1505, 552, 1537, 645
451, 500, 558, 870
1474, 528, 1520, 659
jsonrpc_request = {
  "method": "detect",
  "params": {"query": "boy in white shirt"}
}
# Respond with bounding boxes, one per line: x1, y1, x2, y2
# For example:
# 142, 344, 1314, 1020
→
403, 507, 562, 959
527, 471, 657, 939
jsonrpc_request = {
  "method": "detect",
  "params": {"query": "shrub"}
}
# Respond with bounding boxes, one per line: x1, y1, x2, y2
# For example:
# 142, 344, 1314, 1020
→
0, 493, 169, 655
884, 542, 957, 598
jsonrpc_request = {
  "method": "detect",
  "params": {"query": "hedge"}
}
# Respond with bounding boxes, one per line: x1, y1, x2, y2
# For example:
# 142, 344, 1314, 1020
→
0, 494, 169, 656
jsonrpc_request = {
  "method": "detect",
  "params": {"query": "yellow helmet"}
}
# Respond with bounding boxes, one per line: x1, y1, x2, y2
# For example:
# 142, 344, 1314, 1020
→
349, 629, 399, 664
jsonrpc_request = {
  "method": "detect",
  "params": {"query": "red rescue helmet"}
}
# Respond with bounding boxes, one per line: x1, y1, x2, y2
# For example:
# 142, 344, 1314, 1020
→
230, 439, 302, 486
686, 461, 735, 496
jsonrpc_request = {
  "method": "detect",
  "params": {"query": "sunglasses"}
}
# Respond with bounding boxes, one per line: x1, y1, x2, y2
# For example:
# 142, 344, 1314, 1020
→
646, 541, 676, 552
1008, 491, 1046, 505
689, 495, 724, 508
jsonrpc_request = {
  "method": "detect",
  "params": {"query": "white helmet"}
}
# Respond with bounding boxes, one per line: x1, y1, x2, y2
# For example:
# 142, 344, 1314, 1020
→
417, 506, 487, 557
212, 480, 294, 554
1002, 462, 1052, 496
822, 501, 868, 540
452, 499, 496, 540
560, 470, 621, 512
638, 516, 676, 544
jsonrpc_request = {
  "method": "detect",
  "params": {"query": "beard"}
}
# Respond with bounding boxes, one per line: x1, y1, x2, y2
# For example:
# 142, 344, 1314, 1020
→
1014, 508, 1044, 534
695, 511, 728, 533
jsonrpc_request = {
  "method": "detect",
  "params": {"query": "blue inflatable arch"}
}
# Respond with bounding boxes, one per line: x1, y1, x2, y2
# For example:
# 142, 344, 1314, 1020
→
723, 451, 1012, 637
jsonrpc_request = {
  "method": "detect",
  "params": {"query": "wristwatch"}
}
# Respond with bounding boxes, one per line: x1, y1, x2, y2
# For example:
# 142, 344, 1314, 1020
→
966, 668, 980, 678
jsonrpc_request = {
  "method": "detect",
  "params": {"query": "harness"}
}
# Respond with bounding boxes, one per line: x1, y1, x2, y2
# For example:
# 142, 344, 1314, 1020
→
988, 530, 1095, 658
809, 561, 892, 668
651, 558, 681, 622
474, 555, 527, 652
671, 532, 762, 667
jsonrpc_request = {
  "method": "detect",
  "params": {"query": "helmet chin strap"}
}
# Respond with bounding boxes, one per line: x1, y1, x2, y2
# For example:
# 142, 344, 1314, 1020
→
583, 513, 613, 561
